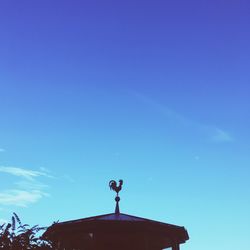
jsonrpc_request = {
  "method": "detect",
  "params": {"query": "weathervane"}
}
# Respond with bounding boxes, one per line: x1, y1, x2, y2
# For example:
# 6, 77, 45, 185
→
109, 179, 123, 214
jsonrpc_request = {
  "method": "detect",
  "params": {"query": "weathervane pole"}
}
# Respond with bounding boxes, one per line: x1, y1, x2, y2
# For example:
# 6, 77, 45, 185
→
109, 179, 123, 214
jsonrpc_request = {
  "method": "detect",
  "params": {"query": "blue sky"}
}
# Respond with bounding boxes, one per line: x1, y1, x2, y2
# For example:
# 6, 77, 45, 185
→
0, 1, 250, 250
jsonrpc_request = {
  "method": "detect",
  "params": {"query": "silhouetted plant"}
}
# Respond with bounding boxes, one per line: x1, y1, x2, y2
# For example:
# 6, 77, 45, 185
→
0, 213, 52, 250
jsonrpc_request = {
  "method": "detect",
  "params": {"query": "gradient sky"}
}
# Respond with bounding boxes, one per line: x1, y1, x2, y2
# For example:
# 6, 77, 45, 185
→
0, 1, 250, 250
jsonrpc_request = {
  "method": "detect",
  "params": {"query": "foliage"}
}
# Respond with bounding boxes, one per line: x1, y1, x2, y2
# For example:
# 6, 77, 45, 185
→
0, 213, 52, 250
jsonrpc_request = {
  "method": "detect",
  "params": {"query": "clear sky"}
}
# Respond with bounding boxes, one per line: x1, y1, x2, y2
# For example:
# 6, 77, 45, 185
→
0, 1, 250, 250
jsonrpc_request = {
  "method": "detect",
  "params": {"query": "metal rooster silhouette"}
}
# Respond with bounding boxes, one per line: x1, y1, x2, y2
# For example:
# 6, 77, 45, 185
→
109, 179, 123, 195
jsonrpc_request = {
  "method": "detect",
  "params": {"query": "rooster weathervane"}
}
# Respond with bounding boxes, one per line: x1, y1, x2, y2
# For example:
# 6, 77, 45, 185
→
109, 179, 123, 214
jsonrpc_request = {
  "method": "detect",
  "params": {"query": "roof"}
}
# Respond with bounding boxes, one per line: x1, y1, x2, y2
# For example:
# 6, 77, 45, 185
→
56, 212, 183, 226
44, 212, 189, 248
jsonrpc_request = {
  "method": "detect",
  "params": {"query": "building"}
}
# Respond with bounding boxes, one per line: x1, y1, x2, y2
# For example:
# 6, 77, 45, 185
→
44, 180, 189, 250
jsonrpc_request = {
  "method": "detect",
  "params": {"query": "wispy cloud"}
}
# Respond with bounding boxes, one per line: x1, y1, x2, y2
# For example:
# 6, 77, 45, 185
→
0, 166, 52, 208
0, 166, 53, 180
211, 128, 233, 143
0, 190, 48, 207
0, 148, 5, 152
133, 92, 192, 126
132, 92, 233, 143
